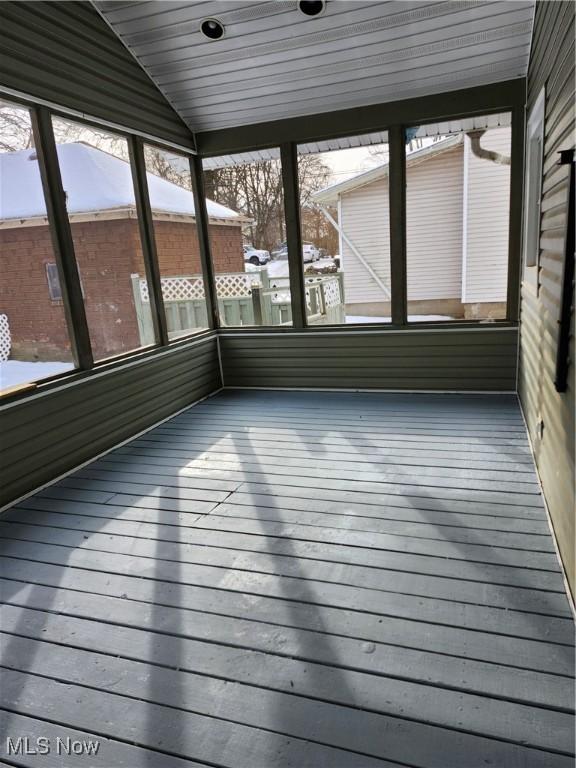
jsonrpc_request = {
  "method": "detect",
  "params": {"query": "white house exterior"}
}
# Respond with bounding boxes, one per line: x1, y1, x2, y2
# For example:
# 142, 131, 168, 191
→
313, 128, 511, 319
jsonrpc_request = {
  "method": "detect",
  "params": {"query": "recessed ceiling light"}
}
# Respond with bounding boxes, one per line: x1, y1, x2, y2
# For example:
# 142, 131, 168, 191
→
200, 18, 225, 40
298, 0, 326, 16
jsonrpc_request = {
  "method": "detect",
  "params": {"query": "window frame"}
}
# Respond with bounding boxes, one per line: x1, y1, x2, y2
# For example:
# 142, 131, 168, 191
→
0, 91, 213, 402
522, 87, 545, 292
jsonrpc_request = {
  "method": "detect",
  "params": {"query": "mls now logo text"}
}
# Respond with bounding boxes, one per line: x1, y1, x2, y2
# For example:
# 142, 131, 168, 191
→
6, 737, 100, 756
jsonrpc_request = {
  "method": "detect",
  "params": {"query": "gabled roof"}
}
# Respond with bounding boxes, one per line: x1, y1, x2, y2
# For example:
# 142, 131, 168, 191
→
0, 142, 243, 224
312, 134, 462, 204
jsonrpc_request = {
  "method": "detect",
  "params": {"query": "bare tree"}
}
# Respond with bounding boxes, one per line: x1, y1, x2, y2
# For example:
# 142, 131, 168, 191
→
0, 102, 35, 151
204, 153, 333, 252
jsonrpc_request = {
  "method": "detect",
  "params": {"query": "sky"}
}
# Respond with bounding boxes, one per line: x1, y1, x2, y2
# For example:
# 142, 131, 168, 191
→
320, 144, 388, 184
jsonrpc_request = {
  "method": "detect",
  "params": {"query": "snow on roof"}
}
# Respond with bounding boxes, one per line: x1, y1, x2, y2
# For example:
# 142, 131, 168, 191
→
312, 135, 462, 204
0, 142, 242, 223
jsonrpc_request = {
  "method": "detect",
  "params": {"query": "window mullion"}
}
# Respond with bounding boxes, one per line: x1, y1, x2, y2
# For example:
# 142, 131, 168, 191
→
31, 106, 93, 369
128, 135, 169, 346
280, 142, 306, 328
190, 154, 219, 330
389, 125, 408, 326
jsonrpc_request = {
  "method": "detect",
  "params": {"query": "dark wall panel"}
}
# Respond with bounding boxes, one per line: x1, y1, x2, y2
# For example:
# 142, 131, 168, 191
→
0, 1, 194, 148
0, 336, 221, 509
519, 0, 575, 595
220, 328, 518, 391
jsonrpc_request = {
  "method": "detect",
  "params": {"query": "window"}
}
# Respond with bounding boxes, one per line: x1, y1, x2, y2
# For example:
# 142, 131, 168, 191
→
406, 113, 512, 322
52, 117, 155, 360
523, 89, 545, 276
46, 264, 62, 301
202, 150, 292, 327
144, 145, 209, 339
0, 100, 76, 393
297, 132, 391, 325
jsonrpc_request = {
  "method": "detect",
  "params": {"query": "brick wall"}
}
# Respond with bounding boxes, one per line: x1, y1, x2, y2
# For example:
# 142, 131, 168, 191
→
0, 226, 74, 362
0, 217, 243, 361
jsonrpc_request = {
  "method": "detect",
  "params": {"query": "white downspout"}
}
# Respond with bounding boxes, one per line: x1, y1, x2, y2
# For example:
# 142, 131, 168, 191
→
337, 196, 344, 270
461, 134, 469, 304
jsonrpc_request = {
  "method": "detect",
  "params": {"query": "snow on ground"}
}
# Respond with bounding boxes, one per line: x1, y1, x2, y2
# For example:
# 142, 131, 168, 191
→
346, 315, 454, 323
0, 361, 74, 390
346, 316, 391, 324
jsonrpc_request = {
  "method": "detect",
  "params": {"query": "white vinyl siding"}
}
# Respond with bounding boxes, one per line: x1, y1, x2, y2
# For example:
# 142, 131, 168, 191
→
340, 178, 391, 304
463, 127, 511, 302
406, 145, 464, 300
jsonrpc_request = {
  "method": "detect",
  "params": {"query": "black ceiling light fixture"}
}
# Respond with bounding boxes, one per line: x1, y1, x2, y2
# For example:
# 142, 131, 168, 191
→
200, 18, 225, 40
298, 0, 326, 17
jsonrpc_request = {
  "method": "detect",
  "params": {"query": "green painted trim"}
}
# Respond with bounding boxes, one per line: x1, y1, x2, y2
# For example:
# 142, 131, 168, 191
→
280, 143, 306, 328
190, 155, 219, 329
196, 80, 527, 156
507, 105, 526, 322
389, 126, 407, 326
31, 106, 93, 370
129, 136, 168, 346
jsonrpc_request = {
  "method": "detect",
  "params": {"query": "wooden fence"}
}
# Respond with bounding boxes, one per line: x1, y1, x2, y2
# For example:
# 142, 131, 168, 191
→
131, 269, 345, 342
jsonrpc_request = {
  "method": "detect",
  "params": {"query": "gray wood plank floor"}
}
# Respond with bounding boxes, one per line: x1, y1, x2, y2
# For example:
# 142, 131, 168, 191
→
0, 389, 574, 767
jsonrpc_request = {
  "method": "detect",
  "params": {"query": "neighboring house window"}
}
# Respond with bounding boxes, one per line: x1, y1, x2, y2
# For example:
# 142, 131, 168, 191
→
46, 262, 85, 301
523, 88, 545, 275
46, 263, 63, 301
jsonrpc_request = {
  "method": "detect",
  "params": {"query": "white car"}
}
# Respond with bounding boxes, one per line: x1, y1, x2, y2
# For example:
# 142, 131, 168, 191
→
243, 244, 271, 266
302, 242, 320, 263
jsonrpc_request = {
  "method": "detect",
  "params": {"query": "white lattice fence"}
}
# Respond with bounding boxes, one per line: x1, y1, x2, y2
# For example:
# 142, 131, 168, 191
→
323, 277, 342, 308
0, 314, 11, 361
137, 273, 263, 302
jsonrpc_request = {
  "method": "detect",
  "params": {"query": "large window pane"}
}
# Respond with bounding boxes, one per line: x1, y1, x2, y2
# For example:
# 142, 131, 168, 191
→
406, 114, 511, 322
143, 145, 209, 339
202, 150, 292, 327
52, 117, 155, 360
297, 132, 391, 325
0, 100, 75, 393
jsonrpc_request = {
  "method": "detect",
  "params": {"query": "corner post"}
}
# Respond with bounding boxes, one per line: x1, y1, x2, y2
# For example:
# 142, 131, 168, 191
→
280, 143, 306, 328
31, 107, 93, 369
189, 154, 219, 329
507, 104, 526, 322
128, 136, 168, 346
389, 125, 408, 326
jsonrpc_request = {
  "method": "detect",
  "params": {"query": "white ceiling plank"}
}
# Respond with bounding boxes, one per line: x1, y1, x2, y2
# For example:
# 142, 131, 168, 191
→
182, 52, 528, 121
150, 3, 532, 85
173, 41, 530, 113
162, 18, 532, 99
93, 0, 535, 133
140, 2, 504, 72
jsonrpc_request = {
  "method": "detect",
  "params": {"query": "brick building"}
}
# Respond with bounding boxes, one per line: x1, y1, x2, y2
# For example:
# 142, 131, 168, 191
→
0, 143, 246, 361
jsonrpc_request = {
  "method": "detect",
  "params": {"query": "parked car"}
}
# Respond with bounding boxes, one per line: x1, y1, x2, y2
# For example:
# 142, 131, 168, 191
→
243, 244, 271, 265
302, 242, 320, 262
271, 241, 320, 262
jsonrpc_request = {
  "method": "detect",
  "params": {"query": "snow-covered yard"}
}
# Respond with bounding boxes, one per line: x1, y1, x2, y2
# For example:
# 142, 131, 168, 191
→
0, 361, 74, 390
346, 315, 454, 323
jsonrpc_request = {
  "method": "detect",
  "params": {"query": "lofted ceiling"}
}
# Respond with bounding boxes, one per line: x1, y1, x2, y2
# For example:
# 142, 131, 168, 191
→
94, 1, 535, 135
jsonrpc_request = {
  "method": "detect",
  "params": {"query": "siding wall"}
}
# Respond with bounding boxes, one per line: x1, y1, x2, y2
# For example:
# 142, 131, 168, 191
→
340, 178, 391, 305
0, 1, 194, 149
464, 127, 512, 303
0, 335, 221, 509
406, 145, 463, 300
220, 327, 518, 391
518, 1, 575, 596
